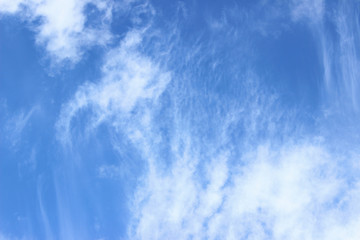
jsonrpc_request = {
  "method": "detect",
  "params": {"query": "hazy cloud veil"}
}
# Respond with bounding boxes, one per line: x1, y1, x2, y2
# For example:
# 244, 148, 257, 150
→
1, 0, 360, 239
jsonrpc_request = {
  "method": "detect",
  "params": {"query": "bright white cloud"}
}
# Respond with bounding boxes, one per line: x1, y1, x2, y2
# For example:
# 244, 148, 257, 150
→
0, 0, 23, 13
129, 141, 360, 240
0, 0, 113, 63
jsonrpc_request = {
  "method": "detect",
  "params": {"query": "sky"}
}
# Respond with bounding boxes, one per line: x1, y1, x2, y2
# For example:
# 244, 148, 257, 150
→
1, 0, 360, 239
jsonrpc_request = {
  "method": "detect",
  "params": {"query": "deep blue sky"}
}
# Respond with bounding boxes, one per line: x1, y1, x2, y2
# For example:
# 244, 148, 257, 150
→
1, 1, 360, 239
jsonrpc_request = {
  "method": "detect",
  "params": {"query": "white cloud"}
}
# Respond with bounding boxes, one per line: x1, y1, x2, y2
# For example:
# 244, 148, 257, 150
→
321, 2, 360, 113
56, 28, 171, 145
289, 0, 360, 118
50, 2, 360, 239
0, 0, 113, 63
285, 1, 360, 116
0, 0, 23, 13
129, 141, 360, 240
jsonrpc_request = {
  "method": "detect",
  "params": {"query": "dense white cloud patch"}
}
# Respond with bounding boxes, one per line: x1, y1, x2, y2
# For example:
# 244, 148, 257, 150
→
128, 138, 360, 240
0, 0, 113, 63
0, 0, 23, 13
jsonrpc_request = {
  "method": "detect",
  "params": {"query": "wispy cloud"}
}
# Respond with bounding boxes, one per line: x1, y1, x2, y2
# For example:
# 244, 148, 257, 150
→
56, 28, 171, 146
49, 1, 360, 239
288, 0, 360, 116
97, 164, 124, 179
0, 232, 28, 240
290, 0, 324, 23
321, 2, 360, 114
37, 177, 54, 240
3, 106, 38, 149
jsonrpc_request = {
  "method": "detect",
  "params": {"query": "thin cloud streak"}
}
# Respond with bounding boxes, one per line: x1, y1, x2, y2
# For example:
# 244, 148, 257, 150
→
307, 1, 360, 114
3, 106, 38, 149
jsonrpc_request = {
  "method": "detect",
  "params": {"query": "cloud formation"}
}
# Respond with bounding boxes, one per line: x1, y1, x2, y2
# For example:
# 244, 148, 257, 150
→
53, 1, 360, 239
129, 139, 360, 240
0, 0, 113, 63
290, 0, 324, 23
320, 2, 360, 114
2, 0, 357, 239
56, 28, 171, 146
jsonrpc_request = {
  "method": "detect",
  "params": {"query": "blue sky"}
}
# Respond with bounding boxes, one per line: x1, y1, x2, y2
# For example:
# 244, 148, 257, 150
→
1, 0, 360, 239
